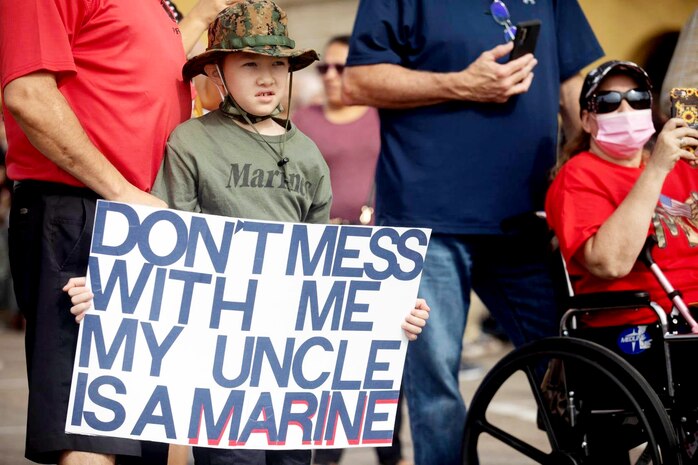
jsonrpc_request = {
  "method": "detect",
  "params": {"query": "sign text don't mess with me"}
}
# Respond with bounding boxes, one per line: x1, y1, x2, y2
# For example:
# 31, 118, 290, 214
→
66, 201, 430, 450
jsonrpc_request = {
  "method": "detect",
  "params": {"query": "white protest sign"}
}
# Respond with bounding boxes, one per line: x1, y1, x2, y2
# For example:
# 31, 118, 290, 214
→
66, 201, 430, 450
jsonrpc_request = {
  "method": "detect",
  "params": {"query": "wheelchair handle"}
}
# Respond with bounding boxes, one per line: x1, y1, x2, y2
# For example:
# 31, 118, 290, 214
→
640, 236, 698, 333
638, 236, 657, 268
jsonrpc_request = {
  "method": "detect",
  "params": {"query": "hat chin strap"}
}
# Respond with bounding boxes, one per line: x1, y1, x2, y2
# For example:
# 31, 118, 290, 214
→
219, 95, 283, 123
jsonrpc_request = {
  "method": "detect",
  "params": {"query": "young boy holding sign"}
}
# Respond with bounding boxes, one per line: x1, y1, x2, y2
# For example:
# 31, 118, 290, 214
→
65, 1, 430, 464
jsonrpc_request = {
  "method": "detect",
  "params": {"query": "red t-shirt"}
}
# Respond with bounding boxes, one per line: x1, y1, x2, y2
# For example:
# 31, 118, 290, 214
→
546, 151, 698, 326
0, 0, 191, 191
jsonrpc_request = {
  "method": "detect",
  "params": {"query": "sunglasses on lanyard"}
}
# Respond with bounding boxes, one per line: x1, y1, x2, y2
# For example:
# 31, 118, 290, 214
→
316, 63, 345, 75
490, 0, 517, 41
592, 89, 652, 114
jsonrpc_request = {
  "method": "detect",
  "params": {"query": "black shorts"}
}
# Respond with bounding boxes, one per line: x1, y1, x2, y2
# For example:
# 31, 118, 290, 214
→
9, 181, 141, 464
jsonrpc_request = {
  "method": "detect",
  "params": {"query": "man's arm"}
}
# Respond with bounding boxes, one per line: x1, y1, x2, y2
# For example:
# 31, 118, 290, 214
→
2, 72, 165, 207
179, 0, 236, 56
559, 73, 584, 142
342, 42, 537, 109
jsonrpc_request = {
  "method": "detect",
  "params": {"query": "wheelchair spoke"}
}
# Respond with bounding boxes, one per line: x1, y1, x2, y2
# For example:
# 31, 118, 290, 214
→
521, 362, 566, 452
471, 416, 551, 463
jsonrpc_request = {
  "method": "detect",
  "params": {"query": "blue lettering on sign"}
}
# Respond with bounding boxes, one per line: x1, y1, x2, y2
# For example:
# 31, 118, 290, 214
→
617, 326, 652, 355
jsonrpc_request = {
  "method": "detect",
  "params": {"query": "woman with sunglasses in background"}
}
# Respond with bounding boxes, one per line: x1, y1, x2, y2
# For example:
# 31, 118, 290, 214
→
546, 60, 698, 328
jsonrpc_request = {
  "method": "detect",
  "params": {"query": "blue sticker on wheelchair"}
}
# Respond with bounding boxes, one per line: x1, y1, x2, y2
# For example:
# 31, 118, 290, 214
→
617, 326, 652, 355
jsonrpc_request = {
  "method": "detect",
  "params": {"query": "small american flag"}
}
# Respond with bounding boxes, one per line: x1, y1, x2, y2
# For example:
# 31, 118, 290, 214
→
659, 194, 692, 218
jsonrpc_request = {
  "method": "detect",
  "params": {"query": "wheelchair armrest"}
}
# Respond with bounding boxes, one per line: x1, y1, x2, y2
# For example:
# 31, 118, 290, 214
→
560, 290, 669, 334
566, 290, 651, 310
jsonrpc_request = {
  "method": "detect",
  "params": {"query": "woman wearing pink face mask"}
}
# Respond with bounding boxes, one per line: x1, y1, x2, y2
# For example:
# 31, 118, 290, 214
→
546, 60, 698, 327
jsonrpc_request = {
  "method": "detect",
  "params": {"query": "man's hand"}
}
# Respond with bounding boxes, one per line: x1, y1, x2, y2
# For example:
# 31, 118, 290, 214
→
342, 42, 537, 109
189, 0, 236, 25
455, 41, 537, 103
114, 185, 168, 208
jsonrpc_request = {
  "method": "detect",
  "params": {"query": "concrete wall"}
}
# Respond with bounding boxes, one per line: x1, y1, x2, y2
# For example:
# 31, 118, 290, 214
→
176, 0, 697, 78
277, 0, 359, 57
174, 0, 697, 105
580, 0, 696, 67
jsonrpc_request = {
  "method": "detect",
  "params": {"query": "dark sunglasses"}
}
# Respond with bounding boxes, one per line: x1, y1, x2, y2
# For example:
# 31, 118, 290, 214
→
592, 89, 652, 114
316, 63, 345, 75
489, 0, 517, 42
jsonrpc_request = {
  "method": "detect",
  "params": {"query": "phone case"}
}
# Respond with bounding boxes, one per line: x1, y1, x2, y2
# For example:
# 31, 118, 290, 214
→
670, 87, 698, 154
509, 19, 541, 61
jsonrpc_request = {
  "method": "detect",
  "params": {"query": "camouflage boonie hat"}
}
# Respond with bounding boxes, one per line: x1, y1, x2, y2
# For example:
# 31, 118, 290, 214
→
182, 0, 318, 81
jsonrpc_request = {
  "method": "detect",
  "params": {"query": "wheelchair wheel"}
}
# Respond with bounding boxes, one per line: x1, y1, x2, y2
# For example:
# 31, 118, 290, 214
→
462, 337, 679, 465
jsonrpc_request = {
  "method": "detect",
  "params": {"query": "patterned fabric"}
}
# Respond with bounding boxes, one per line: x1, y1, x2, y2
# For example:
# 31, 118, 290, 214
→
182, 0, 318, 80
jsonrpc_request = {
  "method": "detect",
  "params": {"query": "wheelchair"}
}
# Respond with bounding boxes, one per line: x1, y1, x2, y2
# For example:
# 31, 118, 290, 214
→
462, 237, 698, 465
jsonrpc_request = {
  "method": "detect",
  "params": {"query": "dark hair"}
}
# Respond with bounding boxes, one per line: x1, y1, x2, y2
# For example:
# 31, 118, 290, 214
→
551, 130, 591, 180
326, 35, 351, 47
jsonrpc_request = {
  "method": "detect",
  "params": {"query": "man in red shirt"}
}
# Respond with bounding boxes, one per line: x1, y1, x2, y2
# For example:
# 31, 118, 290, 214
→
0, 0, 232, 463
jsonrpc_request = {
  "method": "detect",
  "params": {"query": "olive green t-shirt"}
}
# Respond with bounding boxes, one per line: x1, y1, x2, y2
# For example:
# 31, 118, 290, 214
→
152, 110, 332, 225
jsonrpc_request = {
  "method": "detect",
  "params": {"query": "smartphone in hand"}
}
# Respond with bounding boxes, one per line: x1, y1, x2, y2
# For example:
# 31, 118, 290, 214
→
671, 87, 698, 154
509, 20, 541, 61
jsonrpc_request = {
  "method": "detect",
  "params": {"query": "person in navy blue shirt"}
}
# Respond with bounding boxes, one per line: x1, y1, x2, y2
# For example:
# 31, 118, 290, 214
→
342, 1, 603, 464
